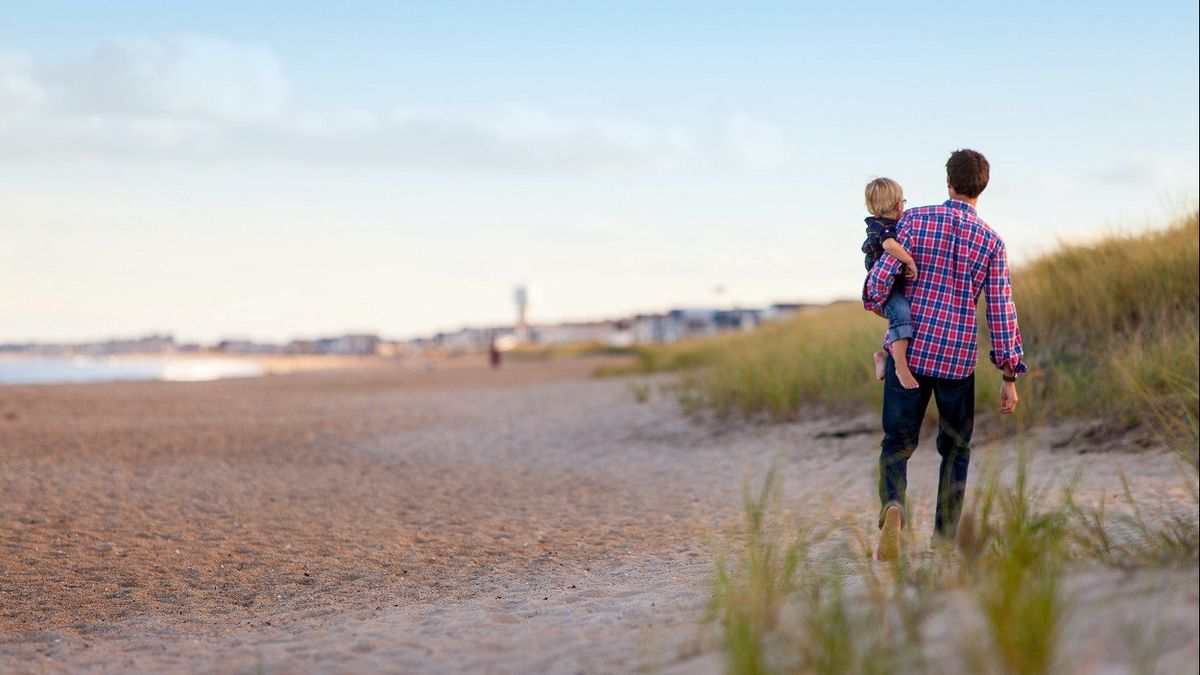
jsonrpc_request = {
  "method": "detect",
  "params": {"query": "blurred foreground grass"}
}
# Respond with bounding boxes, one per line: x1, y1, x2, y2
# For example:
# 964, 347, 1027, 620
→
709, 432, 1199, 674
599, 211, 1199, 428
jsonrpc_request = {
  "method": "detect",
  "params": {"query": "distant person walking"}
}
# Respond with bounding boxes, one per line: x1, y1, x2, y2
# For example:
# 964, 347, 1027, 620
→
862, 149, 1027, 561
489, 339, 502, 369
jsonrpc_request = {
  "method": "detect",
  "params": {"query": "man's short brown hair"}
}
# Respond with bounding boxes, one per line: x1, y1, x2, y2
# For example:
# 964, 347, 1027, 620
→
946, 149, 989, 198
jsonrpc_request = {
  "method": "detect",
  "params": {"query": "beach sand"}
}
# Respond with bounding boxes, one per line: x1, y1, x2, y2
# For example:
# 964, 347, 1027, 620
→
1, 358, 1196, 673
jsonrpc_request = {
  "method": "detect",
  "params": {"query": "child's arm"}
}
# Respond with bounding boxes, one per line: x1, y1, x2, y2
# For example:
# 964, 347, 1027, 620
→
881, 238, 913, 265
881, 239, 918, 280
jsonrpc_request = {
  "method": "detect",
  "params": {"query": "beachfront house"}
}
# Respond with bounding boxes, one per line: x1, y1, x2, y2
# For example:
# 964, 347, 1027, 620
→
762, 303, 809, 322
530, 321, 623, 347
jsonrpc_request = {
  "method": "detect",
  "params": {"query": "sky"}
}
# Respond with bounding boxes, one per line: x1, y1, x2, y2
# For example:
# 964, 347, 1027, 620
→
2, 1, 1197, 343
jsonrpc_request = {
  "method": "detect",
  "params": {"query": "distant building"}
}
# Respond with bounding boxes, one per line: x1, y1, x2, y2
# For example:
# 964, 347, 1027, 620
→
288, 340, 318, 355
422, 327, 511, 355
2, 296, 834, 362
715, 308, 762, 332
216, 340, 247, 353
83, 333, 176, 356
0, 343, 36, 353
631, 314, 670, 343
310, 334, 380, 356
532, 321, 622, 347
338, 334, 380, 356
762, 303, 810, 322
666, 309, 721, 340
216, 339, 283, 354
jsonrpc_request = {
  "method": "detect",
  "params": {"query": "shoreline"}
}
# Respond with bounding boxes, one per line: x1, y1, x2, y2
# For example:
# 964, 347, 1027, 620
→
0, 353, 411, 386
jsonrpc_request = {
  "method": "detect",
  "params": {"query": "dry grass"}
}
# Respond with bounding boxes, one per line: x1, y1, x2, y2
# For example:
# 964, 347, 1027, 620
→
708, 440, 1198, 674
602, 212, 1200, 428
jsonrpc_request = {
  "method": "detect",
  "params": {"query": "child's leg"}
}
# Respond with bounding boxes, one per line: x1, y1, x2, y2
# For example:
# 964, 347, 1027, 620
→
873, 349, 887, 380
892, 338, 919, 389
883, 284, 919, 389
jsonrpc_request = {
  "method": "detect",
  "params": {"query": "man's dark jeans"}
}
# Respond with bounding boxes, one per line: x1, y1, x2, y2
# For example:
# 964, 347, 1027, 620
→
879, 355, 975, 539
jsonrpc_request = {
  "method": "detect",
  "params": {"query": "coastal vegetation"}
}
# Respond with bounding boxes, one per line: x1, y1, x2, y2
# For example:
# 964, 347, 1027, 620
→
599, 211, 1200, 432
709, 439, 1199, 674
688, 210, 1200, 673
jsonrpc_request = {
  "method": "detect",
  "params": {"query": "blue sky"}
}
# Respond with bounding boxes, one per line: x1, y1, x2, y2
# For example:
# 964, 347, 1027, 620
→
1, 1, 1197, 342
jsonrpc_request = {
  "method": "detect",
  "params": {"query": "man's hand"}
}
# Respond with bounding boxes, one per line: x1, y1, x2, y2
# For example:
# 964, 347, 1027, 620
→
904, 261, 918, 281
999, 380, 1019, 414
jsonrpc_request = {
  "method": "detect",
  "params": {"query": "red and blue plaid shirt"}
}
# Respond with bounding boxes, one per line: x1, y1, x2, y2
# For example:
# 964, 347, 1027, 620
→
863, 199, 1027, 380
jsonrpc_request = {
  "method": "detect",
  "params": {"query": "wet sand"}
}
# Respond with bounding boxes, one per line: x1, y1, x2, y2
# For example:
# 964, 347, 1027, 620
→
1, 358, 1196, 673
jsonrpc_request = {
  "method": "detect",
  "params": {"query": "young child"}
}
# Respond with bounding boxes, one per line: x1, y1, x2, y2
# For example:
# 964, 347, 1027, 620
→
861, 177, 920, 389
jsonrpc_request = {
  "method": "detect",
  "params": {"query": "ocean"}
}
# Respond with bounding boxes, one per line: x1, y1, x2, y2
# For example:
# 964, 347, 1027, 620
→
0, 357, 265, 385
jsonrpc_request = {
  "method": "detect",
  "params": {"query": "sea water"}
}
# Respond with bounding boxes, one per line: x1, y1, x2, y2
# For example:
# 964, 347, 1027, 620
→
0, 357, 265, 385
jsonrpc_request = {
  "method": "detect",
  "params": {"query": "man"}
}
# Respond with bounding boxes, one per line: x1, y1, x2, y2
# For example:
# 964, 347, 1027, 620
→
862, 149, 1027, 561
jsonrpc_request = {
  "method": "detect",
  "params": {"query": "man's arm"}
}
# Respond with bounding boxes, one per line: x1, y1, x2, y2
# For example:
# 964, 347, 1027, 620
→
983, 240, 1028, 413
984, 240, 1027, 372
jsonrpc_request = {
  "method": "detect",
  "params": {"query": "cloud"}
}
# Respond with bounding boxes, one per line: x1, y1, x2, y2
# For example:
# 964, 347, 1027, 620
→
0, 52, 45, 112
53, 36, 288, 122
216, 105, 699, 172
0, 36, 786, 174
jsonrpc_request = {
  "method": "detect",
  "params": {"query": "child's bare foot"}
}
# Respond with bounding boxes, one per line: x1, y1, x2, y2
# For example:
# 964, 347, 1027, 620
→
873, 351, 887, 381
895, 365, 920, 390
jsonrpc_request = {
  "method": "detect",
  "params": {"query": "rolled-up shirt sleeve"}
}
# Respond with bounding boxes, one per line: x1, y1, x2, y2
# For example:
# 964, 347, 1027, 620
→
984, 240, 1029, 374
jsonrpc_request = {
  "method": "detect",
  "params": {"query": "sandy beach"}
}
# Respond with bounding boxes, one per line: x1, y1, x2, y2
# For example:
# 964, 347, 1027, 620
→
1, 358, 1196, 673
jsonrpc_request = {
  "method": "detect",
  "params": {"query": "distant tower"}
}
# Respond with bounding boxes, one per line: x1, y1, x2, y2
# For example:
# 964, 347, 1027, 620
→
514, 285, 530, 334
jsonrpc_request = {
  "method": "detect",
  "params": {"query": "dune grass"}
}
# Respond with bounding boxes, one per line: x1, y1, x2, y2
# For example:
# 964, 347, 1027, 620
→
708, 434, 1199, 675
709, 467, 814, 672
960, 458, 1069, 675
679, 212, 1200, 673
600, 212, 1200, 427
505, 341, 634, 361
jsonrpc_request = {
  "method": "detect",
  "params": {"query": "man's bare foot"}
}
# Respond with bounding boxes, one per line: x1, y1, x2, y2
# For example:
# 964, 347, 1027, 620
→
876, 504, 903, 562
873, 351, 887, 381
895, 366, 920, 390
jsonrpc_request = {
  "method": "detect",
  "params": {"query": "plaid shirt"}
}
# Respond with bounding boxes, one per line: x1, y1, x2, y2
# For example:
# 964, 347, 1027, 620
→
862, 199, 1027, 380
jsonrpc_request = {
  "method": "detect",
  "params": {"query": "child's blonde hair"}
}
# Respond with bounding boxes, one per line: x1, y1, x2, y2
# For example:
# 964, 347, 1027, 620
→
864, 177, 904, 217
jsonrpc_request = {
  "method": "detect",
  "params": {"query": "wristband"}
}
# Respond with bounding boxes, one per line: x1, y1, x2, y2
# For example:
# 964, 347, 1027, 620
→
1002, 374, 1017, 383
